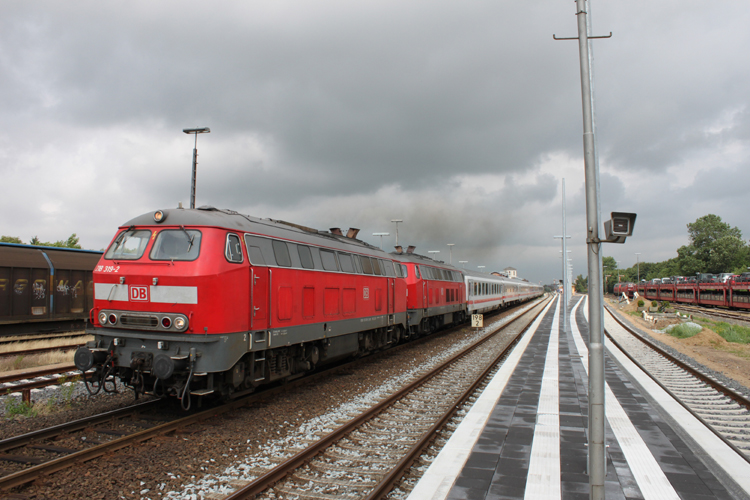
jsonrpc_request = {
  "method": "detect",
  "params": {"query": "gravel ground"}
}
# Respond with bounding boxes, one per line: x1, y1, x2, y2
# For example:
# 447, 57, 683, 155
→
3, 305, 534, 500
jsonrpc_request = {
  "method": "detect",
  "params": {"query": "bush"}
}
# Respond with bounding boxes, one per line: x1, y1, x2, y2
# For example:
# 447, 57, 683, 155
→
660, 301, 670, 312
637, 299, 645, 307
651, 301, 658, 307
664, 322, 702, 339
4, 395, 38, 419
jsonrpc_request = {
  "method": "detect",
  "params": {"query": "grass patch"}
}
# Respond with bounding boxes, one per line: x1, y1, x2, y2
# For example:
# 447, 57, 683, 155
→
694, 318, 750, 344
666, 323, 702, 339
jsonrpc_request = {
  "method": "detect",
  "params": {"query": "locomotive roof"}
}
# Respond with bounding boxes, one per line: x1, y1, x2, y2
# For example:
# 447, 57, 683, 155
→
389, 250, 459, 270
121, 206, 390, 258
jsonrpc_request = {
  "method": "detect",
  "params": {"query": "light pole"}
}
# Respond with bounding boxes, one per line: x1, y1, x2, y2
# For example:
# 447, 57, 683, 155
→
372, 232, 390, 250
427, 250, 440, 260
477, 265, 485, 271
458, 260, 468, 268
635, 252, 641, 282
183, 127, 210, 209
391, 220, 403, 247
554, 178, 572, 332
447, 244, 455, 264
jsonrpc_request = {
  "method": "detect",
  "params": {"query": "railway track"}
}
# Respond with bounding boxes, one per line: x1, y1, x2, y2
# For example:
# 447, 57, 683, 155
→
671, 304, 750, 324
0, 343, 83, 360
1, 366, 87, 404
218, 296, 551, 500
604, 304, 750, 459
0, 299, 545, 495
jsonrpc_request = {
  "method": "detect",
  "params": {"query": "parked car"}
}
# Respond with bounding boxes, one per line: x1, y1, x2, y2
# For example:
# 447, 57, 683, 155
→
718, 273, 734, 283
697, 273, 718, 283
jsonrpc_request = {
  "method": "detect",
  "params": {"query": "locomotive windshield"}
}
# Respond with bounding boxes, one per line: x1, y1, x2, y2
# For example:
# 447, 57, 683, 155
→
150, 229, 202, 261
104, 229, 152, 260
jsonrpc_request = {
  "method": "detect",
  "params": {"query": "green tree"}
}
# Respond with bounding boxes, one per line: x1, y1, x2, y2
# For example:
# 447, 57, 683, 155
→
677, 214, 748, 274
602, 256, 618, 293
0, 236, 24, 244
27, 234, 82, 249
574, 274, 588, 293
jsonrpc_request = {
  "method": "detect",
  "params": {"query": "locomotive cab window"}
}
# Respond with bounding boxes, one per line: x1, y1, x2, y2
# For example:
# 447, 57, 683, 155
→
225, 234, 243, 263
105, 229, 152, 260
149, 229, 201, 261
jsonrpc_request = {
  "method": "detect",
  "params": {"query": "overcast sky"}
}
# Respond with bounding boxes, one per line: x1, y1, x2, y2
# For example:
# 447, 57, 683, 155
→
2, 1, 748, 284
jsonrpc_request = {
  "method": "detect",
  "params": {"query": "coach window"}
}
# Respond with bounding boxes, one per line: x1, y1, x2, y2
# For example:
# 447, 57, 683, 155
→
339, 253, 355, 273
106, 229, 152, 260
149, 229, 201, 261
225, 234, 244, 263
272, 240, 292, 267
320, 250, 339, 271
298, 245, 315, 269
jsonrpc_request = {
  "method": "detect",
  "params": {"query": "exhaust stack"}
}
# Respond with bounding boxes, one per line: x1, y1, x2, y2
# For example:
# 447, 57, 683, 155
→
394, 245, 403, 254
346, 228, 360, 239
329, 228, 343, 236
406, 246, 416, 254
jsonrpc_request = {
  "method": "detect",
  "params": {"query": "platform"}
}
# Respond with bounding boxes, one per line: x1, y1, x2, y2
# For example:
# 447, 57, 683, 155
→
407, 295, 750, 500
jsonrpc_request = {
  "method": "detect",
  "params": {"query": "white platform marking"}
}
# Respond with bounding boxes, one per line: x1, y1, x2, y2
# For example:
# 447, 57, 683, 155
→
572, 297, 680, 500
406, 298, 557, 500
525, 299, 561, 499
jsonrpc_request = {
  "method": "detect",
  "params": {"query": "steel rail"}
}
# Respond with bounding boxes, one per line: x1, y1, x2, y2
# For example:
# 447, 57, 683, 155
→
0, 300, 539, 492
603, 304, 750, 465
224, 296, 551, 499
0, 399, 164, 453
672, 304, 750, 323
0, 365, 77, 385
0, 343, 83, 359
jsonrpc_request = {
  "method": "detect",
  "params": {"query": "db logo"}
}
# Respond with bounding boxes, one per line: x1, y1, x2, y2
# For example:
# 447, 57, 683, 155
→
129, 285, 149, 302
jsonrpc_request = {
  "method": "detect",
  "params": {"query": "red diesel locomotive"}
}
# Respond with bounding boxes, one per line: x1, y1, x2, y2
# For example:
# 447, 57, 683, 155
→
75, 206, 542, 408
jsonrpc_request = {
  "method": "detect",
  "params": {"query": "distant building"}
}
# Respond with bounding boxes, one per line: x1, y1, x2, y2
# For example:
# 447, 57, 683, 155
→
504, 267, 517, 279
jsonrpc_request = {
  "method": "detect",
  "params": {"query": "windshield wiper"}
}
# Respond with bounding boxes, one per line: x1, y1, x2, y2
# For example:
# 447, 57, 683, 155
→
111, 225, 135, 253
180, 225, 195, 252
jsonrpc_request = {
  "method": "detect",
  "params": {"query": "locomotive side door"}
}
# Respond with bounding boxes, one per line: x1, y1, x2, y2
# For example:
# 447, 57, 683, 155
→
387, 277, 395, 324
250, 266, 269, 331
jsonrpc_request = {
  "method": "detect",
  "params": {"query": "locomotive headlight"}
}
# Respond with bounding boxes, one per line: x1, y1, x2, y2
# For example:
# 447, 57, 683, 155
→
153, 210, 166, 223
174, 317, 186, 330
108, 313, 118, 325
99, 312, 108, 325
161, 317, 172, 328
